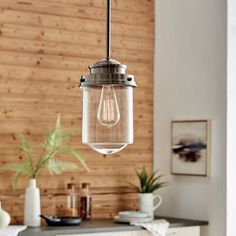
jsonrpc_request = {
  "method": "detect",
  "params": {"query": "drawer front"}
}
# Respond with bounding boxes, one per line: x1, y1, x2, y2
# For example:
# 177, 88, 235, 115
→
57, 226, 200, 236
58, 231, 133, 236
167, 226, 200, 236
133, 226, 200, 236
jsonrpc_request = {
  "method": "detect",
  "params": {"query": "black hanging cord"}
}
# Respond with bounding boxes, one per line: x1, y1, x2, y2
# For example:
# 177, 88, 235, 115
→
106, 0, 111, 59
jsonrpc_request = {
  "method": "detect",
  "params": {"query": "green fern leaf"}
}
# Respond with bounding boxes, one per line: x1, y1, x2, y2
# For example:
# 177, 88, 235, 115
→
0, 161, 34, 187
44, 114, 62, 150
57, 146, 89, 171
47, 159, 79, 175
18, 134, 32, 156
13, 172, 22, 189
0, 114, 89, 187
0, 162, 25, 173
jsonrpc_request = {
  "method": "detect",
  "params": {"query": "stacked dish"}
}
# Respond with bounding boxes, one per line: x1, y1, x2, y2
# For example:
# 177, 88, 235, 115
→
114, 211, 152, 223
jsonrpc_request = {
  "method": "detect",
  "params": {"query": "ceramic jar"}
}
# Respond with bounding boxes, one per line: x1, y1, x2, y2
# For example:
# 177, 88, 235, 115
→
24, 179, 41, 227
0, 201, 11, 229
138, 193, 162, 219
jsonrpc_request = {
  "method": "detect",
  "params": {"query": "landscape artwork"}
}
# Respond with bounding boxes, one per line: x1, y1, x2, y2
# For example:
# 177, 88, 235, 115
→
171, 120, 210, 176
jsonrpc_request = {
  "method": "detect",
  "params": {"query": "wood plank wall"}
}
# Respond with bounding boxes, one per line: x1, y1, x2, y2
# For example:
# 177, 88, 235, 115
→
0, 0, 154, 223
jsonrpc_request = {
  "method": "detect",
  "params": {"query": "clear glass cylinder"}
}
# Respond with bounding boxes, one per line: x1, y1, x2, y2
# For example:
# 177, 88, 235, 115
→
55, 183, 78, 217
80, 183, 92, 220
82, 86, 133, 154
66, 183, 78, 217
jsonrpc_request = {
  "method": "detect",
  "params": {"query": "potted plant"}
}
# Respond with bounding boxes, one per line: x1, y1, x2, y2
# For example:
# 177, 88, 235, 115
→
128, 167, 168, 219
0, 114, 89, 227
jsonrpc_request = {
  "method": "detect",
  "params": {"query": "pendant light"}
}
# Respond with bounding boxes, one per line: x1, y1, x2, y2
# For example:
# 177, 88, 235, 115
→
79, 0, 137, 155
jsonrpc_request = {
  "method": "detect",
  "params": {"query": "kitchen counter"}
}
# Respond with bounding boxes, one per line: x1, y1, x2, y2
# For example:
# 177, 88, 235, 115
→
18, 216, 208, 236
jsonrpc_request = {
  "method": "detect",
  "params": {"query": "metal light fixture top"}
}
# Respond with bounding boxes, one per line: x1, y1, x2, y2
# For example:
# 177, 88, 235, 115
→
79, 0, 137, 88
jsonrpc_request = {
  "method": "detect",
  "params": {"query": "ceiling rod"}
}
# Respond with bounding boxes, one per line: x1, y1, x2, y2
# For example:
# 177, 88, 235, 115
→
106, 0, 111, 60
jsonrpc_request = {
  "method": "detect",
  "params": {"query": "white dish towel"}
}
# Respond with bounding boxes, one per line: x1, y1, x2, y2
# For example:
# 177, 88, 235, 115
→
0, 225, 27, 236
131, 219, 169, 236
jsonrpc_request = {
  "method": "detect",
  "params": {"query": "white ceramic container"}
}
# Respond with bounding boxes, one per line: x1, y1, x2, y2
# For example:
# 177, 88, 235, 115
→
138, 193, 162, 219
24, 179, 41, 227
0, 201, 11, 229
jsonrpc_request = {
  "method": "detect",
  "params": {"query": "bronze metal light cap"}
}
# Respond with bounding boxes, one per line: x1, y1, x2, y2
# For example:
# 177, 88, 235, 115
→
80, 58, 137, 87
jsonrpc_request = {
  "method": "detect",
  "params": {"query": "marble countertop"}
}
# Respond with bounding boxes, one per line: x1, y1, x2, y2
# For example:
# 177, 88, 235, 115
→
18, 216, 208, 236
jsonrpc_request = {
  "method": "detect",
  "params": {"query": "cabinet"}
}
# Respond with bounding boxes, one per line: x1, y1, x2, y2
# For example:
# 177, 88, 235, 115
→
133, 226, 200, 236
58, 226, 200, 236
58, 233, 132, 236
167, 226, 200, 236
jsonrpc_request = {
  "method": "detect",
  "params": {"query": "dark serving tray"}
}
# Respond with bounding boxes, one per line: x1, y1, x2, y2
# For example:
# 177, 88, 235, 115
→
40, 215, 82, 226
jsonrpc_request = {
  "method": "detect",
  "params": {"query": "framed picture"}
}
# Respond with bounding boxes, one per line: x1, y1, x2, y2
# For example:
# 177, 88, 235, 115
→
171, 120, 210, 176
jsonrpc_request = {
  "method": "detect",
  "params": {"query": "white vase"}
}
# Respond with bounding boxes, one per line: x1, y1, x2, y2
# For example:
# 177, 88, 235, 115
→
138, 193, 162, 219
0, 201, 11, 229
24, 179, 41, 227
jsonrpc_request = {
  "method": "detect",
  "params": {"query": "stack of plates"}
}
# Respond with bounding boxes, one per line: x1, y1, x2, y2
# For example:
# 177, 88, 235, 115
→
114, 211, 152, 223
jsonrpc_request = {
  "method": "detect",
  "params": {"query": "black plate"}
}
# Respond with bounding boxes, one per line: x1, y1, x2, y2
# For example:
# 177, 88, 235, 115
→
40, 215, 82, 226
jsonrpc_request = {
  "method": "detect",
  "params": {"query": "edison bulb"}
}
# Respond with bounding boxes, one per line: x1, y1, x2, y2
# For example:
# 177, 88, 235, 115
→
97, 85, 120, 128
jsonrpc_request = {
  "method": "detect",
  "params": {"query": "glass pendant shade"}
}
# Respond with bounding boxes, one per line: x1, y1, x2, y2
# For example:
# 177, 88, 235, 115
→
80, 58, 136, 154
82, 85, 134, 154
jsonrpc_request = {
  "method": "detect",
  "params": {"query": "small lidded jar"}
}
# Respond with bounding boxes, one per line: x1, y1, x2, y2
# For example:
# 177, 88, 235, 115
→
80, 183, 92, 220
65, 183, 78, 217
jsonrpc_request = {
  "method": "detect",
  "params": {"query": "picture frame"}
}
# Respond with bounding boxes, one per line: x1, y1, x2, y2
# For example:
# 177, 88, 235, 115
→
171, 120, 210, 176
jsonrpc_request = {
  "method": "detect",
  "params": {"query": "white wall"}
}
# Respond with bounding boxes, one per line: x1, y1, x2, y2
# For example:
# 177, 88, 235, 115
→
227, 0, 236, 235
154, 1, 227, 236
